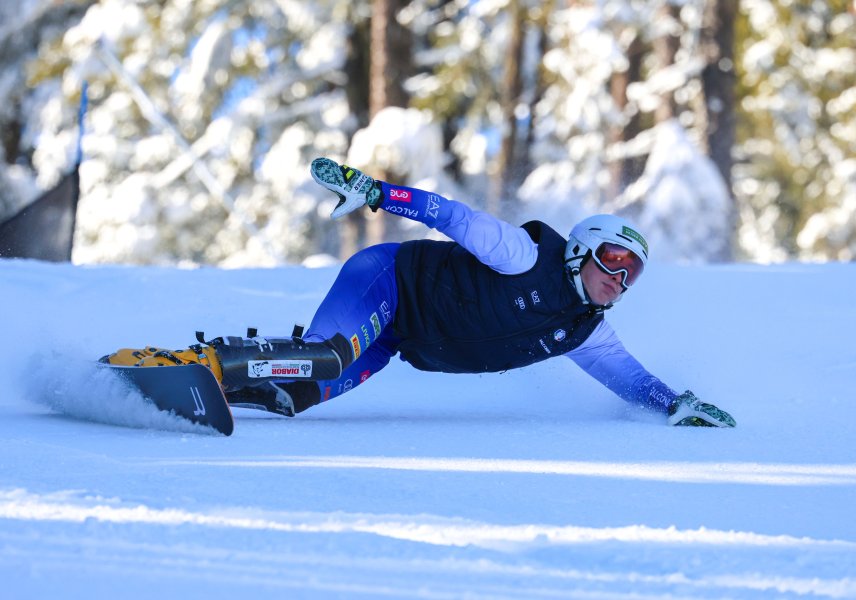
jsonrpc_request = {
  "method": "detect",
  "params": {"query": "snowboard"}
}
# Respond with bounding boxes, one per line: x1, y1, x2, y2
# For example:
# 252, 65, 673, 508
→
98, 363, 234, 436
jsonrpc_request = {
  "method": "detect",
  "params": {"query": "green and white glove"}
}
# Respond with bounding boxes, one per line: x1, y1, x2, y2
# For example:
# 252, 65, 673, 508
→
668, 390, 736, 428
310, 157, 384, 219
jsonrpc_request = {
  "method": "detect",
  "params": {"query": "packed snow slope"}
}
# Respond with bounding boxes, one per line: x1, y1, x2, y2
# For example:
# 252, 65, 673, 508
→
1, 257, 855, 599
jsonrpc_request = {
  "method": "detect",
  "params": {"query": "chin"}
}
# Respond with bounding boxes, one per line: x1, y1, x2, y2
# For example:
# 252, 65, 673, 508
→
599, 291, 620, 305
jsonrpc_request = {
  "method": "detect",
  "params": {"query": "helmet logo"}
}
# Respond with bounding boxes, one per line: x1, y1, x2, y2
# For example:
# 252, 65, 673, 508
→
621, 226, 648, 254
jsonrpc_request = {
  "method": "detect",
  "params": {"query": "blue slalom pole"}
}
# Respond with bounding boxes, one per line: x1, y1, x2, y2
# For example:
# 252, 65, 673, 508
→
75, 81, 88, 166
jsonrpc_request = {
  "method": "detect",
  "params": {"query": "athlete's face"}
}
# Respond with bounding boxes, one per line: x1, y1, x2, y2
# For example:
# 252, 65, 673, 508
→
581, 257, 624, 306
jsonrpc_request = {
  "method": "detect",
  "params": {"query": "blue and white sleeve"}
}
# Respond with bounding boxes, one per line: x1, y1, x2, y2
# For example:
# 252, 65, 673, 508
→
566, 320, 678, 413
378, 182, 537, 275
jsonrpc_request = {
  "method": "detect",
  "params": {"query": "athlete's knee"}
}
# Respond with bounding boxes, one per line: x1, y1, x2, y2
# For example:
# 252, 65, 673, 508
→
344, 243, 400, 275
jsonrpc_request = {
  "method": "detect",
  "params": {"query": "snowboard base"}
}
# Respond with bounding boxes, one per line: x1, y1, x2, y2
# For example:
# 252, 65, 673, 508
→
98, 363, 234, 435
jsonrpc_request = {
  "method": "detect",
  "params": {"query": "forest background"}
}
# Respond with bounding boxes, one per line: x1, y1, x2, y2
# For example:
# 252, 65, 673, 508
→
0, 0, 854, 267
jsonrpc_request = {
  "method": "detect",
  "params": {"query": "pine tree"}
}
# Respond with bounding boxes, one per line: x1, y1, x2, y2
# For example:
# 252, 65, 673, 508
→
20, 0, 362, 265
736, 0, 856, 261
518, 0, 733, 261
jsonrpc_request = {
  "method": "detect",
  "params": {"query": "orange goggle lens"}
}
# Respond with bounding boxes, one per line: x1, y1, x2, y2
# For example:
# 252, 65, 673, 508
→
593, 242, 645, 287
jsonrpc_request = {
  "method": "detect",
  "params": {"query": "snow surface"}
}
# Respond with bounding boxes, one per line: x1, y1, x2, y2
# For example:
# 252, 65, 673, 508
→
1, 257, 855, 598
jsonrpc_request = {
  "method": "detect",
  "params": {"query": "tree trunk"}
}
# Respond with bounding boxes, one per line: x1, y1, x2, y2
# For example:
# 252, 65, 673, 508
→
358, 0, 413, 249
491, 0, 526, 217
653, 3, 681, 123
341, 16, 372, 259
701, 0, 736, 192
522, 3, 551, 178
608, 34, 645, 198
370, 0, 412, 117
700, 0, 737, 261
345, 18, 371, 128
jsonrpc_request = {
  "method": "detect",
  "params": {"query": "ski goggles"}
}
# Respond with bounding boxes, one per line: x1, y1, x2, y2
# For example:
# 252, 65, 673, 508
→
592, 242, 645, 288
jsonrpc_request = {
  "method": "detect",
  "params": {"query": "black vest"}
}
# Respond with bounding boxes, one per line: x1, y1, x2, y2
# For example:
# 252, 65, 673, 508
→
393, 220, 605, 373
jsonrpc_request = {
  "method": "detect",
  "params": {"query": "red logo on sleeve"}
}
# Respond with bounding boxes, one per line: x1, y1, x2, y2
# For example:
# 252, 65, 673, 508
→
388, 188, 411, 202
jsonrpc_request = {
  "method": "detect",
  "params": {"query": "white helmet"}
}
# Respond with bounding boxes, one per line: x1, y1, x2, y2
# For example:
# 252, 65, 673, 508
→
564, 214, 649, 305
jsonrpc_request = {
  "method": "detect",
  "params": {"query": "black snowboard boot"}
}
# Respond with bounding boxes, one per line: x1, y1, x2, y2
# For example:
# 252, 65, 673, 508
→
209, 333, 353, 393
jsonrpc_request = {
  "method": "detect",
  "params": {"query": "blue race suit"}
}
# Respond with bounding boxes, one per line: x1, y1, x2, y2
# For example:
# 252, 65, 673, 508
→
280, 182, 678, 414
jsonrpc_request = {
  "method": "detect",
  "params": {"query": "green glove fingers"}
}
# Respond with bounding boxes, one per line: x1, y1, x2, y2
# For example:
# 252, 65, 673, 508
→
668, 390, 736, 428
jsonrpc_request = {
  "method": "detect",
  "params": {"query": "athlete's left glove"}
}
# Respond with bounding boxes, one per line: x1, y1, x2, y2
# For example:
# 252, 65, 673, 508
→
311, 157, 385, 219
668, 390, 736, 427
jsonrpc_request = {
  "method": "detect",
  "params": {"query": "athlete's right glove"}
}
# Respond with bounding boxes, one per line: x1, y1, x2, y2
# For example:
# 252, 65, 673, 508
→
668, 390, 736, 427
311, 158, 385, 219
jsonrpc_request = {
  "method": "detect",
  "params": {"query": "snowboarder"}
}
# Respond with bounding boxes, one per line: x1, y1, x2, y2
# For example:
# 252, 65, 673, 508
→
103, 158, 736, 427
